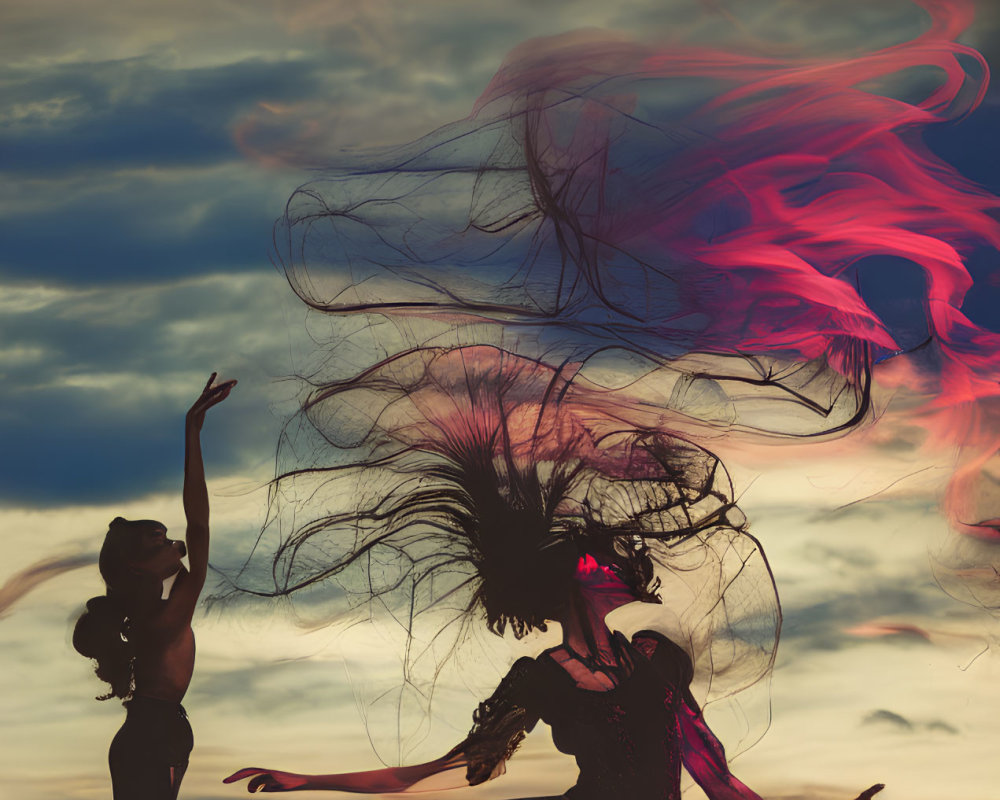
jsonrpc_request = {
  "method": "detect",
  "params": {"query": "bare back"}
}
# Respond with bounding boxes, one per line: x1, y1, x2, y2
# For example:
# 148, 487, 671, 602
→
131, 570, 200, 702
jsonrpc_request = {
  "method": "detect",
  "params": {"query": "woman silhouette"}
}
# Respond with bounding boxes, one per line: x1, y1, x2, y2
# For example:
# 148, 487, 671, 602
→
223, 348, 880, 799
227, 547, 766, 798
74, 374, 235, 800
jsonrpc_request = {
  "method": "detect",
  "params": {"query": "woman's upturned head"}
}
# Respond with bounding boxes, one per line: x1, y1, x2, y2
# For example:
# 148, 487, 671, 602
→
73, 516, 182, 702
99, 516, 185, 591
478, 527, 660, 638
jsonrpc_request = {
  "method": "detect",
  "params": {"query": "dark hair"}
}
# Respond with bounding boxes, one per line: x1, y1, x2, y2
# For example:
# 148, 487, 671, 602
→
462, 450, 664, 637
233, 347, 746, 642
72, 518, 147, 702
73, 595, 134, 701
477, 529, 663, 639
456, 443, 585, 638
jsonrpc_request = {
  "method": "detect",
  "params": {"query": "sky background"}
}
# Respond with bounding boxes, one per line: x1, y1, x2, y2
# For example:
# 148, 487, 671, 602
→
2, 1, 999, 799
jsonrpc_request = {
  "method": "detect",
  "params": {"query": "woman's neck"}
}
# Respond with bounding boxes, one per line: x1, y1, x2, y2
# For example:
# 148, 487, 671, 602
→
114, 580, 164, 620
559, 595, 619, 665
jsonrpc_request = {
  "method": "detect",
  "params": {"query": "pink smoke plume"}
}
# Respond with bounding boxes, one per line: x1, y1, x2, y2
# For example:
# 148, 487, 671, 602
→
271, 0, 998, 579
464, 0, 1000, 540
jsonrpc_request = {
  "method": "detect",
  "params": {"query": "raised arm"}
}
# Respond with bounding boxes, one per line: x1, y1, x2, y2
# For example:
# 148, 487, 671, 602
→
163, 373, 236, 625
183, 374, 235, 575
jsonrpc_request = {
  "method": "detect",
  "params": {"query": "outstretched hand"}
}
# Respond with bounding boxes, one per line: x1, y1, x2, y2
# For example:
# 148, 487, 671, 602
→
187, 372, 237, 431
224, 768, 308, 793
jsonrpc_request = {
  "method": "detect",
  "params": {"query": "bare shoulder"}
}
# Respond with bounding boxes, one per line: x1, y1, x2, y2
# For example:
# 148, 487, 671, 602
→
631, 630, 693, 680
149, 567, 204, 633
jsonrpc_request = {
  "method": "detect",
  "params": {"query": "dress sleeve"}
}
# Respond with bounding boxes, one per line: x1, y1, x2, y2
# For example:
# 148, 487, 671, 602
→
631, 630, 694, 687
450, 656, 541, 785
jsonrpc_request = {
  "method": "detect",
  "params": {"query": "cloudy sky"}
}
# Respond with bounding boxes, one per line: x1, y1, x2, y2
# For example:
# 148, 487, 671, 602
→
2, 1, 999, 799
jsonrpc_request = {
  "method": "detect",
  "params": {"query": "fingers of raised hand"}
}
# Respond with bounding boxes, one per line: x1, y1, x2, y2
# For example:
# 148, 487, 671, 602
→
205, 379, 237, 403
190, 377, 236, 415
201, 376, 236, 398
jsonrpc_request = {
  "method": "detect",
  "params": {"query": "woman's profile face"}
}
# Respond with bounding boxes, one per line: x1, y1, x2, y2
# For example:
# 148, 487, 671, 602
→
111, 519, 186, 581
574, 552, 638, 610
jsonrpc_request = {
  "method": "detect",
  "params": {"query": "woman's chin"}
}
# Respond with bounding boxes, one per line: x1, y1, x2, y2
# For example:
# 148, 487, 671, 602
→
161, 570, 181, 599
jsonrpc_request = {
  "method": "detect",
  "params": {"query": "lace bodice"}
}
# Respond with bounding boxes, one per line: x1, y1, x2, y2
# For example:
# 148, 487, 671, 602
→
456, 630, 694, 800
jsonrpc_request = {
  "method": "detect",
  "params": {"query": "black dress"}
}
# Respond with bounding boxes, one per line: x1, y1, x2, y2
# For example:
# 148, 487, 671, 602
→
456, 630, 694, 800
108, 694, 194, 800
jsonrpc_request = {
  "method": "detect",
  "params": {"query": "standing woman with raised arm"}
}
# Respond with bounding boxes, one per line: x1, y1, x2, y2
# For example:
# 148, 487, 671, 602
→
73, 373, 236, 800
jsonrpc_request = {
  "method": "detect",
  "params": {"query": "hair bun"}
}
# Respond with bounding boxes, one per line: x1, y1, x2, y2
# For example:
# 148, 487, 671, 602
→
86, 595, 112, 613
73, 595, 126, 658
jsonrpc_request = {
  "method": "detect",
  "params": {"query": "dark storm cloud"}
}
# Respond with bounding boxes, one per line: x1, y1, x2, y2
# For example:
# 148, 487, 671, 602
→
0, 55, 322, 282
0, 172, 285, 282
0, 273, 297, 506
0, 57, 326, 173
2, 395, 198, 505
0, 51, 338, 283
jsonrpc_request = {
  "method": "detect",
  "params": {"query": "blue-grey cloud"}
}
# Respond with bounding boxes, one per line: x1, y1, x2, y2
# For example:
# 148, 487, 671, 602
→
2, 397, 199, 505
0, 187, 273, 282
779, 581, 944, 654
0, 161, 305, 282
0, 273, 300, 505
0, 54, 326, 283
1, 57, 327, 173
